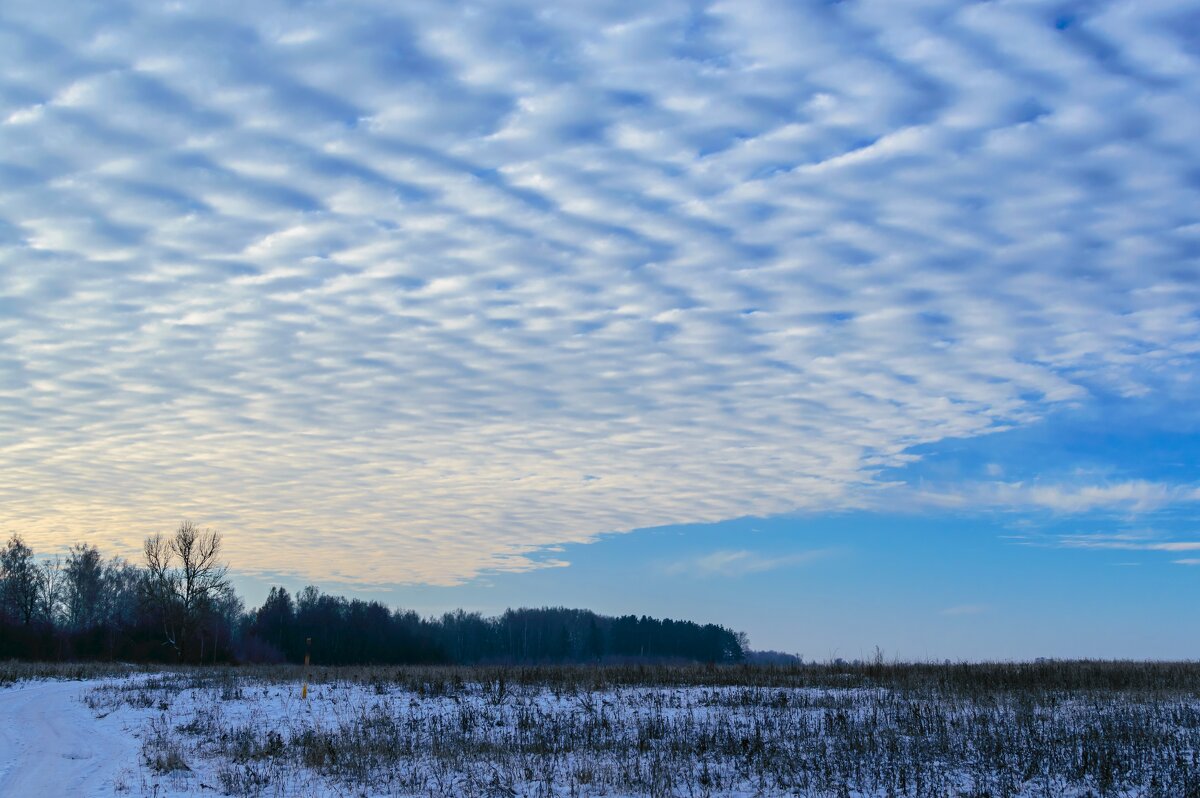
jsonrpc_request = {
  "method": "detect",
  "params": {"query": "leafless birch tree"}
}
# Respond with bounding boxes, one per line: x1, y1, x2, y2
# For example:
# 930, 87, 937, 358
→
143, 521, 231, 661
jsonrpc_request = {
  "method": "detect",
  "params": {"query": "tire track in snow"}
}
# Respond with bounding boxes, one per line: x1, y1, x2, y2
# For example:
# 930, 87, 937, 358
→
0, 680, 139, 797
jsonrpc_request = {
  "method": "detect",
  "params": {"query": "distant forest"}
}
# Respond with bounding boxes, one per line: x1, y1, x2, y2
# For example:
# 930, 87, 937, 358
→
0, 524, 747, 665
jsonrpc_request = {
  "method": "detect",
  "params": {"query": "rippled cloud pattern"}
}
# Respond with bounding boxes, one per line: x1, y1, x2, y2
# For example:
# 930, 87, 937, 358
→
2, 0, 1198, 583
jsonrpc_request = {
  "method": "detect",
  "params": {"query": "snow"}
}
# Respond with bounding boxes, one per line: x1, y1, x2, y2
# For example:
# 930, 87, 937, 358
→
0, 680, 141, 797
2, 673, 1196, 797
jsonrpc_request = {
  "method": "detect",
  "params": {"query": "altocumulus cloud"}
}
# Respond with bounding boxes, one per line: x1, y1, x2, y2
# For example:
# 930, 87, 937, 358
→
1, 0, 1198, 585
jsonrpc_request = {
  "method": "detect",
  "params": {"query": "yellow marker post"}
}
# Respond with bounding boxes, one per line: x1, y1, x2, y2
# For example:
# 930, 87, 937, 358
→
302, 637, 311, 699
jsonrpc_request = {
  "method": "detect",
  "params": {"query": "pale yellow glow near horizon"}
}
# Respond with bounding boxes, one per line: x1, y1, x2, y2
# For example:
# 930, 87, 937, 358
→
3, 417, 870, 585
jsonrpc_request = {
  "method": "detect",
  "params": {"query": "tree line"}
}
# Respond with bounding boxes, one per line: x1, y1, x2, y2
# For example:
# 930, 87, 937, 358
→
0, 523, 746, 665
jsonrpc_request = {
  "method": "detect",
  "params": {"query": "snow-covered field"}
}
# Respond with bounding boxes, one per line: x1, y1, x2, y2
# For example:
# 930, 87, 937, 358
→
2, 666, 1199, 797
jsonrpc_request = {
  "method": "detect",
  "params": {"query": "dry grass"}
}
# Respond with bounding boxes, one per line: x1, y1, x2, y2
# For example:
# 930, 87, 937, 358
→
0, 659, 143, 685
80, 661, 1200, 798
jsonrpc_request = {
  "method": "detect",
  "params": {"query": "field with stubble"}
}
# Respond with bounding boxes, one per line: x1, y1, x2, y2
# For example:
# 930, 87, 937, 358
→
3, 660, 1200, 797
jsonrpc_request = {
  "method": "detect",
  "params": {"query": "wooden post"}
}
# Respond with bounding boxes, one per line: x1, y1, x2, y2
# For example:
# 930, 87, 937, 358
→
302, 637, 311, 699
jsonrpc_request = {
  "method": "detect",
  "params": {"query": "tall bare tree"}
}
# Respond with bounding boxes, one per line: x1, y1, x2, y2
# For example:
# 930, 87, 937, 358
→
64, 543, 104, 631
1, 534, 39, 626
142, 521, 231, 661
38, 555, 64, 625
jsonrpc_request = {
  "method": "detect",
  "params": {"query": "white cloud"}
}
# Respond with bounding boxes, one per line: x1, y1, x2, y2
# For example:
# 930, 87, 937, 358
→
1, 1, 1198, 584
1022, 483, 1174, 514
1040, 528, 1200, 556
1064, 539, 1200, 552
902, 481, 1200, 515
666, 549, 835, 578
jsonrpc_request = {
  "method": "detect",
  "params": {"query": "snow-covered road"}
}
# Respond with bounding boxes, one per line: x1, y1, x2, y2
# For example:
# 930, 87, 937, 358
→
0, 680, 139, 797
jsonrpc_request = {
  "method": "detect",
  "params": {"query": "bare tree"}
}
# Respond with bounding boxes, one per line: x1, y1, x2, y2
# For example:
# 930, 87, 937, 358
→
1, 534, 39, 625
142, 532, 179, 655
38, 556, 64, 625
100, 556, 142, 659
142, 521, 231, 661
64, 543, 104, 631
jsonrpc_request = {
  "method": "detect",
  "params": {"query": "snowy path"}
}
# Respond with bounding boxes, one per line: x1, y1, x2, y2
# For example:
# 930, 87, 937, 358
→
0, 680, 139, 797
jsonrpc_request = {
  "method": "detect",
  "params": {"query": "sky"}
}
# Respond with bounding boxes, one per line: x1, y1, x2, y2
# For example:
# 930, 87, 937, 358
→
1, 0, 1199, 658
